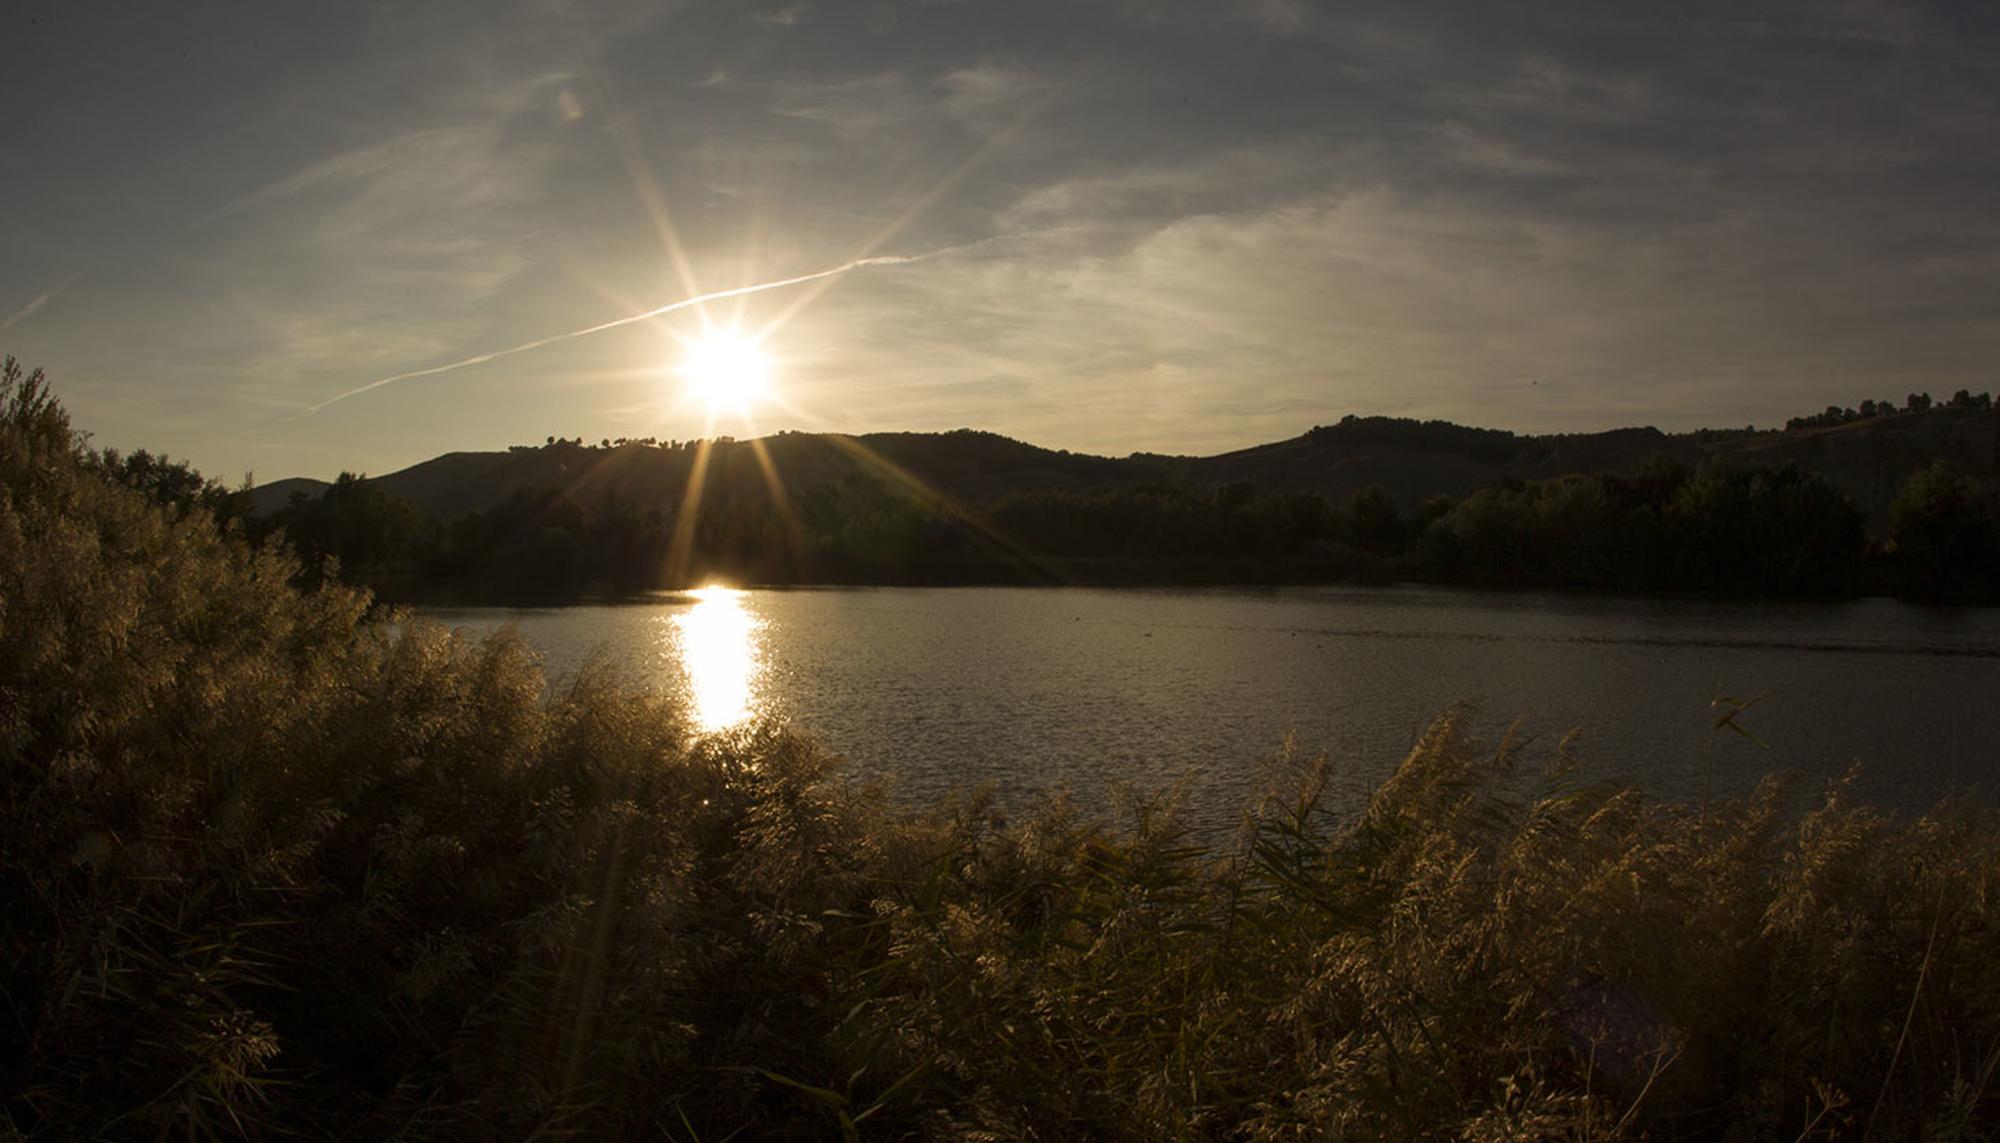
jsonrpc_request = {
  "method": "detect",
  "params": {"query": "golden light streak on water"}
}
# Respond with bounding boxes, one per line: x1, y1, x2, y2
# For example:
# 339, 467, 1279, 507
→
667, 586, 764, 732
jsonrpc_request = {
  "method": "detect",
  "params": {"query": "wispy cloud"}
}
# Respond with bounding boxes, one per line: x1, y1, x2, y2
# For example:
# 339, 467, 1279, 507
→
773, 72, 921, 140
799, 112, 2000, 452
12, 0, 2000, 480
938, 65, 1053, 123
1247, 0, 1312, 37
190, 75, 587, 387
751, 3, 812, 29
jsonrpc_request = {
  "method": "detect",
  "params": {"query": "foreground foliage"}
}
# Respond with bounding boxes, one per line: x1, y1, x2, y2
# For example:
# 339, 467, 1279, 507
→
5, 357, 2000, 1139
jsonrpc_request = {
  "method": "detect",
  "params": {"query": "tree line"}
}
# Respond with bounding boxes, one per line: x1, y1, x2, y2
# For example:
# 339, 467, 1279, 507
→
65, 370, 1998, 603
239, 454, 2000, 603
1784, 388, 1994, 430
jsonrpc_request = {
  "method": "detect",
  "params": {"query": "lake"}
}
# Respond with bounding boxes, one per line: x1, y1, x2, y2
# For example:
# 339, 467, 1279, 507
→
423, 586, 2000, 830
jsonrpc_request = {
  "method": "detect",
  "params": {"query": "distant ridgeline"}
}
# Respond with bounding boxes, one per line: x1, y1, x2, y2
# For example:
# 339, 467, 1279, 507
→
232, 399, 2000, 603
1784, 387, 1994, 430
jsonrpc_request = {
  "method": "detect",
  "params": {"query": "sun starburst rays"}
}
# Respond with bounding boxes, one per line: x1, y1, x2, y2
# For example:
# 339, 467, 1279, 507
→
570, 98, 1052, 590
675, 326, 771, 419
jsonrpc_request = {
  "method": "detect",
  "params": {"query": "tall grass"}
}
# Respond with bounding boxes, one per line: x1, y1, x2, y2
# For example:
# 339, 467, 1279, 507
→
3, 356, 1999, 1138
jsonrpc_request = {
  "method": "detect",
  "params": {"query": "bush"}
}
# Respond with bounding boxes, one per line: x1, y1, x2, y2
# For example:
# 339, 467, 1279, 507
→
3, 358, 1999, 1138
1891, 462, 2000, 601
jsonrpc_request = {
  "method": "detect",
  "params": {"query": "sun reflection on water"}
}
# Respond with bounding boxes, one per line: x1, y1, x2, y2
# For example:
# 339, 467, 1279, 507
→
668, 585, 764, 732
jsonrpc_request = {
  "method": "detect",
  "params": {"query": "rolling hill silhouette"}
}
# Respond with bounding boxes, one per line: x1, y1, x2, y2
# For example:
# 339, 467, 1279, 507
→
252, 407, 2000, 536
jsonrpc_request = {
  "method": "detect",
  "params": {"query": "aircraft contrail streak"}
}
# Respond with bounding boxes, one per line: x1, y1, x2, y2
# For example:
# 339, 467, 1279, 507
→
295, 252, 925, 417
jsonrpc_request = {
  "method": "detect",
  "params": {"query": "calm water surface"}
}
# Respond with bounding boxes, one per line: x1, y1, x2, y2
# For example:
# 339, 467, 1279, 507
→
424, 586, 2000, 828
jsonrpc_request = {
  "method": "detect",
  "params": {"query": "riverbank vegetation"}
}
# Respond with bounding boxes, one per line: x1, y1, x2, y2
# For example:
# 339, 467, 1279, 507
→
7, 359, 2000, 1136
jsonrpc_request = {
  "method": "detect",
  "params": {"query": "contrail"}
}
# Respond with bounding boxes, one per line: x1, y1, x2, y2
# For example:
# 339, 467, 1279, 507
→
294, 251, 928, 417
1, 274, 83, 332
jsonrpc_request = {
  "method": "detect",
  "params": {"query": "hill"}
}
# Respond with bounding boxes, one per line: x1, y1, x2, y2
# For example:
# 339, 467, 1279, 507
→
248, 475, 330, 512
252, 407, 2000, 536
1706, 407, 2000, 525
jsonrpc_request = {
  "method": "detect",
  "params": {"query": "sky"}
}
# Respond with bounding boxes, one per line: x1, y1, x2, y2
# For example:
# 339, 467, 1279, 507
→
4, 0, 1999, 483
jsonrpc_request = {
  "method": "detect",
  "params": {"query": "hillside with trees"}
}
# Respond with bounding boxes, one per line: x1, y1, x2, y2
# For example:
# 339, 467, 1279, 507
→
253, 391, 2000, 537
248, 394, 2000, 602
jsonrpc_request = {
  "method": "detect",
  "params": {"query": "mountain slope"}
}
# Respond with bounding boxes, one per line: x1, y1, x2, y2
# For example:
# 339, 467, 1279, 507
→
252, 409, 2000, 535
248, 476, 331, 515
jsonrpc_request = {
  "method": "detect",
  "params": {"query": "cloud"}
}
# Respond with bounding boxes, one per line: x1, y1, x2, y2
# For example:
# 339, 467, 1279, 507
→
192, 71, 577, 226
13, 0, 2000, 480
181, 73, 584, 388
1247, 0, 1311, 37
992, 149, 1329, 238
793, 105, 2000, 452
751, 3, 812, 28
938, 65, 1052, 123
773, 72, 920, 141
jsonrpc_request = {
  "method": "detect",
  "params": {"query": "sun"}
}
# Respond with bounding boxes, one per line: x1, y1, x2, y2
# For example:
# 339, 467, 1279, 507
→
678, 327, 771, 416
